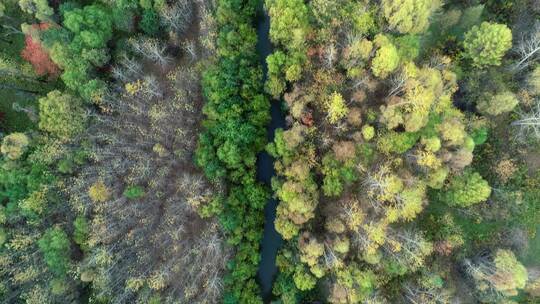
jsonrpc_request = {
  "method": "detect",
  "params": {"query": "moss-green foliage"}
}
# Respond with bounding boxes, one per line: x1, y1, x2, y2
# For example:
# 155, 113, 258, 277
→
382, 0, 440, 34
123, 185, 145, 199
467, 249, 528, 301
321, 153, 358, 197
354, 8, 378, 36
1, 0, 537, 303
267, 0, 310, 49
441, 170, 491, 207
423, 194, 501, 249
361, 125, 375, 141
371, 34, 400, 78
265, 51, 288, 97
0, 90, 36, 133
462, 22, 512, 68
73, 216, 89, 251
493, 249, 528, 295
38, 227, 71, 277
196, 14, 270, 182
0, 2, 126, 301
377, 131, 419, 154
477, 91, 519, 116
482, 0, 516, 23
56, 147, 88, 175
293, 265, 317, 291
471, 126, 489, 145
422, 4, 484, 55
19, 185, 49, 220
0, 160, 54, 216
38, 90, 86, 141
423, 135, 537, 256
473, 128, 540, 230
394, 34, 421, 61
523, 225, 540, 267
272, 271, 304, 304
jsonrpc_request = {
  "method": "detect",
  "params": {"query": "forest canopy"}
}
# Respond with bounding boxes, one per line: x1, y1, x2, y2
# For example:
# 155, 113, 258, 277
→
0, 0, 539, 303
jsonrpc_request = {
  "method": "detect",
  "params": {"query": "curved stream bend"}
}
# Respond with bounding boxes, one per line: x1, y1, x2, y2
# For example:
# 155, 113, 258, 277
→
255, 3, 285, 302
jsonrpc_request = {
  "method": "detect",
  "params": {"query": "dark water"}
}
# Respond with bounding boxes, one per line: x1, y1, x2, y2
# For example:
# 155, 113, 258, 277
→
255, 3, 285, 302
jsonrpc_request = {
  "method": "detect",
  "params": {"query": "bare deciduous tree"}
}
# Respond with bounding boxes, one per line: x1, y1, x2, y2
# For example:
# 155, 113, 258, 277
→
129, 38, 172, 68
159, 0, 193, 34
511, 22, 540, 72
512, 98, 540, 140
69, 1, 228, 302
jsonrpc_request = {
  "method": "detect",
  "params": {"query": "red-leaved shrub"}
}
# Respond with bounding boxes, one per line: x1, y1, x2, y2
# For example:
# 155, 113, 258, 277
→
21, 23, 60, 78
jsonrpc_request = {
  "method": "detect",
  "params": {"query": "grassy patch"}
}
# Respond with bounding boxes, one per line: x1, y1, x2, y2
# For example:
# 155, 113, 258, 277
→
0, 88, 36, 133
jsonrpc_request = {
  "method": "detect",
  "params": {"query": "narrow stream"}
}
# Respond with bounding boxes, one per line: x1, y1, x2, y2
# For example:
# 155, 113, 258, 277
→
255, 2, 285, 302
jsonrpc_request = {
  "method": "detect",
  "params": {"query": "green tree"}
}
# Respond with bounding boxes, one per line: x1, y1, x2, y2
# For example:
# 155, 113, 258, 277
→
275, 171, 319, 239
321, 153, 358, 197
438, 117, 467, 146
123, 185, 145, 199
362, 125, 375, 141
267, 0, 310, 51
382, 0, 441, 34
333, 265, 377, 302
293, 265, 317, 291
38, 90, 85, 141
492, 250, 528, 296
371, 34, 400, 78
273, 272, 302, 304
395, 34, 421, 61
326, 92, 348, 124
353, 9, 377, 36
451, 5, 484, 38
45, 4, 113, 101
266, 0, 309, 98
398, 183, 426, 221
62, 5, 112, 51
140, 9, 160, 35
377, 131, 419, 154
381, 64, 454, 132
266, 51, 287, 98
442, 170, 491, 207
477, 91, 519, 116
38, 227, 71, 277
19, 186, 48, 219
0, 160, 53, 213
73, 216, 89, 251
427, 167, 449, 189
463, 22, 512, 68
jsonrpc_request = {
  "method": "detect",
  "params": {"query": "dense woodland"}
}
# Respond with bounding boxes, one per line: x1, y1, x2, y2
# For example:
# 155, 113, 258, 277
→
0, 0, 539, 303
265, 0, 540, 303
